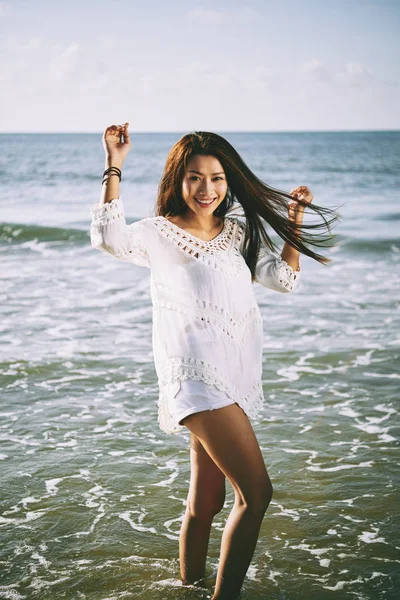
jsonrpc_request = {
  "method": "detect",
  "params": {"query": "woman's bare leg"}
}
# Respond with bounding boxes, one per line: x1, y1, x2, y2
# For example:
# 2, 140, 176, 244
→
181, 403, 273, 600
180, 431, 226, 585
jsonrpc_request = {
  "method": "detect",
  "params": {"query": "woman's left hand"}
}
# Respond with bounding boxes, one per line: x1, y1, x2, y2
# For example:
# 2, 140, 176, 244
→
288, 186, 314, 224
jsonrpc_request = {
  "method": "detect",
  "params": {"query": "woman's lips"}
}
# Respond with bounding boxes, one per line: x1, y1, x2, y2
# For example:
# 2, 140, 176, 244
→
195, 197, 216, 206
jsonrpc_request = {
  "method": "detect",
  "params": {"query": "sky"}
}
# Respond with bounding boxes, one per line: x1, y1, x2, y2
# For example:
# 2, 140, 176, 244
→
0, 0, 399, 132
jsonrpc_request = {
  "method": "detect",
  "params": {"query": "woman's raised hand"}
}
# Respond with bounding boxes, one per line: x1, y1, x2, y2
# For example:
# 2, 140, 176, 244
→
288, 185, 314, 224
102, 122, 131, 165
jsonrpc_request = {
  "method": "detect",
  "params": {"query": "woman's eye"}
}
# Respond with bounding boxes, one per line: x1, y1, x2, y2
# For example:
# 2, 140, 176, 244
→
189, 176, 224, 181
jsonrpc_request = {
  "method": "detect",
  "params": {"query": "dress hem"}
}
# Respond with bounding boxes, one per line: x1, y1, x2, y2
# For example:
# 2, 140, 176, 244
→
157, 371, 264, 435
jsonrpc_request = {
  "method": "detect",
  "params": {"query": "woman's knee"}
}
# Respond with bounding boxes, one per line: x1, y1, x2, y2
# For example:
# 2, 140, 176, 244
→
184, 404, 273, 515
187, 432, 226, 519
186, 489, 226, 520
236, 478, 273, 516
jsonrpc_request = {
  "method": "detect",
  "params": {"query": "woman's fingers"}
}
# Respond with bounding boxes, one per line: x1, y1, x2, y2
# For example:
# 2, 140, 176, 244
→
104, 125, 119, 137
104, 125, 125, 143
102, 122, 131, 161
121, 123, 130, 143
105, 122, 129, 139
290, 185, 312, 198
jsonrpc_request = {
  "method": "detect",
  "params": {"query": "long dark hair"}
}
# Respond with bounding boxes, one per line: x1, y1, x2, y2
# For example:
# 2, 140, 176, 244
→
155, 131, 342, 281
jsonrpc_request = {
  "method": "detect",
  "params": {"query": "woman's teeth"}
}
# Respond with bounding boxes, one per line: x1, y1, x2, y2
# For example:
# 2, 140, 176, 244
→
195, 198, 216, 206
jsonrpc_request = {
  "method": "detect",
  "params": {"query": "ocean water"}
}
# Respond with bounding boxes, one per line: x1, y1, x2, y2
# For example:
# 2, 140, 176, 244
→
0, 131, 399, 600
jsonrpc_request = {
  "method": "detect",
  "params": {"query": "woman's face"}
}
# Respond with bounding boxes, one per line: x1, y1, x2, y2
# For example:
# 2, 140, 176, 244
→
181, 154, 228, 216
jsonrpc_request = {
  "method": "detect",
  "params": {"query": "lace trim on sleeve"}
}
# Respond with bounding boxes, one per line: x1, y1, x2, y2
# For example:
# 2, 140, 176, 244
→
90, 197, 123, 227
255, 245, 301, 293
276, 254, 301, 291
89, 197, 150, 267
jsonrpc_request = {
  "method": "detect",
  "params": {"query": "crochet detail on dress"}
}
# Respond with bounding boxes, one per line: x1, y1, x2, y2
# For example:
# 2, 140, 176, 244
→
276, 254, 300, 291
231, 218, 247, 272
157, 386, 182, 434
153, 282, 263, 345
152, 217, 242, 273
156, 356, 264, 434
111, 238, 149, 263
236, 219, 300, 291
157, 216, 233, 251
90, 197, 123, 227
90, 197, 151, 264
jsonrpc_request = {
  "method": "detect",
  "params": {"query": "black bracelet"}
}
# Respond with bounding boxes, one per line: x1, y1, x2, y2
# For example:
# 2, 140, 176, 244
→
102, 172, 121, 185
104, 166, 121, 174
102, 166, 121, 186
103, 166, 121, 181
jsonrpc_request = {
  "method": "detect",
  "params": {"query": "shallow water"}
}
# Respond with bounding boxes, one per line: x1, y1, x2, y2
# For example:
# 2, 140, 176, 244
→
0, 131, 399, 599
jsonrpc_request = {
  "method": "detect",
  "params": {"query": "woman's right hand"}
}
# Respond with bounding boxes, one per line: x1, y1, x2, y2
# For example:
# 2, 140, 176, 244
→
102, 122, 131, 165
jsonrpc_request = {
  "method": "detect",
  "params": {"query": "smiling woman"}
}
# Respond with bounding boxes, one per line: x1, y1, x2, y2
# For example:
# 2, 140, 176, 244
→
156, 130, 341, 278
166, 154, 228, 240
90, 124, 341, 600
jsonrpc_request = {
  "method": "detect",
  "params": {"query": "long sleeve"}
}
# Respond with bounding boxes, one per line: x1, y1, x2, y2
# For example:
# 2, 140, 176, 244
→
234, 217, 300, 293
255, 246, 300, 293
89, 197, 150, 268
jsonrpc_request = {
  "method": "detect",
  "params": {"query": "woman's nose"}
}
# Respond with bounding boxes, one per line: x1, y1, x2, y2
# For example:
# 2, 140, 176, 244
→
198, 180, 214, 195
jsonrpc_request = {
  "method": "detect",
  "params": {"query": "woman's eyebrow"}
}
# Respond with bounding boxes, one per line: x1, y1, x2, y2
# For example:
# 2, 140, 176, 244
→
187, 170, 225, 175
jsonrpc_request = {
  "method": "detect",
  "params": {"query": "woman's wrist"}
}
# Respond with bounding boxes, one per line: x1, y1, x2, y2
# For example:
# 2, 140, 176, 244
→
100, 160, 123, 205
105, 156, 123, 170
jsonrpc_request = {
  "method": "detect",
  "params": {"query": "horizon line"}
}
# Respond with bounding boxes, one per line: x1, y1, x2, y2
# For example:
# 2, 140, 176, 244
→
0, 128, 399, 135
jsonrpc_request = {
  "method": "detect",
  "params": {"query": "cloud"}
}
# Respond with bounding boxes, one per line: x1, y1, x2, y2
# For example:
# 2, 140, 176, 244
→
298, 59, 375, 89
0, 35, 44, 85
0, 2, 33, 18
185, 7, 223, 24
49, 43, 80, 81
185, 5, 266, 26
5, 34, 43, 52
138, 62, 215, 97
336, 62, 374, 87
137, 61, 282, 100
299, 59, 331, 83
235, 5, 268, 22
0, 36, 116, 93
250, 66, 280, 91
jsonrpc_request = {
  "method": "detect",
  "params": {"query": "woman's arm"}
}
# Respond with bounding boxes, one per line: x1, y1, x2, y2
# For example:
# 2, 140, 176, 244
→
100, 154, 124, 205
280, 241, 300, 272
235, 218, 300, 293
99, 122, 129, 205
255, 249, 300, 293
281, 185, 314, 271
90, 197, 151, 267
89, 123, 151, 268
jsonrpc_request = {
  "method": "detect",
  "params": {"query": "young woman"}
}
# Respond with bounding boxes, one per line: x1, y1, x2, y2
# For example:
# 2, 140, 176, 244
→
90, 123, 340, 600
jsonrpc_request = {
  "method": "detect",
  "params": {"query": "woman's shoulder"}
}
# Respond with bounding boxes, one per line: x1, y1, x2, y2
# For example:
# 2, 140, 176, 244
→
136, 215, 162, 224
133, 215, 164, 231
225, 211, 246, 223
225, 214, 247, 234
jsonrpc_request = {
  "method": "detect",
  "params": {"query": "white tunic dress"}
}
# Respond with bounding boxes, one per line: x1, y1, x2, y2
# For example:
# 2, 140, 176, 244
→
90, 197, 301, 434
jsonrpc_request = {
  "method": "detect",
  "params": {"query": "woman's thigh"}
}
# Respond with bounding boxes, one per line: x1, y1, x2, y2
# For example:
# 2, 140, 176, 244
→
186, 433, 226, 516
182, 404, 272, 508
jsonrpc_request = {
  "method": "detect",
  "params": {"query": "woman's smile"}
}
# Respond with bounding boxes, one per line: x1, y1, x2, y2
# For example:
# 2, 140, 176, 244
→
194, 197, 217, 207
181, 154, 228, 221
